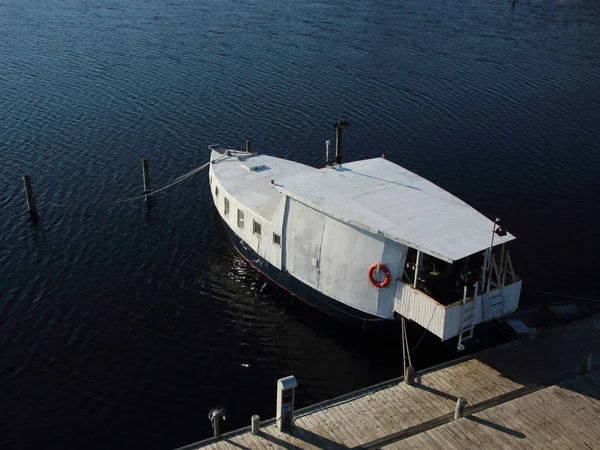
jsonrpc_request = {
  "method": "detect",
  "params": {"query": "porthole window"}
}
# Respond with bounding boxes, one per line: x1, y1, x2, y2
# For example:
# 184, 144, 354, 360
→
237, 209, 244, 228
253, 220, 261, 237
215, 186, 219, 198
224, 197, 230, 217
273, 233, 281, 246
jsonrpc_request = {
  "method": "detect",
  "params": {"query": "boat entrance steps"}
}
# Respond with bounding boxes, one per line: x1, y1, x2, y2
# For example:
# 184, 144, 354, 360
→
457, 286, 476, 349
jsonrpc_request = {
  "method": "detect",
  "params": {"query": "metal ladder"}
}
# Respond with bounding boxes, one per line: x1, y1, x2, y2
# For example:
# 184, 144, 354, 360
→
457, 286, 476, 351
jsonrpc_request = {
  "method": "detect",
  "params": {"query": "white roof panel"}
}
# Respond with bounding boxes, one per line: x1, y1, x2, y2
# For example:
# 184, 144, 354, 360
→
210, 150, 315, 221
274, 157, 514, 262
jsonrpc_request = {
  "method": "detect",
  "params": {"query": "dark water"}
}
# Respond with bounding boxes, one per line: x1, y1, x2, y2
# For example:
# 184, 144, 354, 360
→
1, 0, 599, 448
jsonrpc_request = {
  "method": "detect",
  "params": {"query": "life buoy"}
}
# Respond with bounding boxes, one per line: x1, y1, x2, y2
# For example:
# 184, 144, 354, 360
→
368, 263, 392, 289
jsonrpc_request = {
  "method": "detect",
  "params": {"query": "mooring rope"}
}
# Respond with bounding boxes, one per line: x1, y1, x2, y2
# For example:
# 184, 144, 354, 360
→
45, 154, 228, 208
526, 288, 600, 303
403, 317, 413, 369
410, 305, 437, 354
401, 317, 407, 375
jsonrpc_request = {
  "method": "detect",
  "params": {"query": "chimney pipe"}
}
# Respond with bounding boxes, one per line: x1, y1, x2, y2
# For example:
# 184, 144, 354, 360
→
333, 120, 349, 166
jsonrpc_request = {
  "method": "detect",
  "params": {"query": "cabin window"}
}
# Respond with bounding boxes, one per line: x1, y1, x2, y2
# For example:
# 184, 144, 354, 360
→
253, 220, 261, 237
237, 209, 244, 228
215, 186, 219, 198
224, 197, 230, 217
273, 233, 281, 246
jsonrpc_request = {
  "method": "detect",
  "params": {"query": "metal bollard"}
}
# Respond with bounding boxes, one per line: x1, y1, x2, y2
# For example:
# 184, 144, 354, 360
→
405, 366, 416, 385
251, 415, 260, 435
208, 407, 227, 438
454, 397, 467, 420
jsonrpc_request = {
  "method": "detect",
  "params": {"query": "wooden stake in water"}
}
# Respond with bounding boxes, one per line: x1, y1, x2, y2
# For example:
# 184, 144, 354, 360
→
582, 353, 592, 374
23, 174, 36, 215
141, 158, 151, 198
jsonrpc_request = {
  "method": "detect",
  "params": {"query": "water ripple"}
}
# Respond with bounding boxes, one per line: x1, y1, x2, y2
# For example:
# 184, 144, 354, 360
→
1, 0, 600, 449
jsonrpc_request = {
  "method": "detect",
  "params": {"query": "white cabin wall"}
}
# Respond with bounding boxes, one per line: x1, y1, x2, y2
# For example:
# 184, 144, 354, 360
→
209, 165, 285, 270
256, 195, 286, 269
282, 199, 324, 288
378, 240, 409, 317
318, 218, 385, 315
281, 198, 409, 317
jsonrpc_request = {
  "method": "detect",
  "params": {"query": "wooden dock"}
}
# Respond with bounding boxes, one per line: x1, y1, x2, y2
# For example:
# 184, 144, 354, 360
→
179, 316, 600, 449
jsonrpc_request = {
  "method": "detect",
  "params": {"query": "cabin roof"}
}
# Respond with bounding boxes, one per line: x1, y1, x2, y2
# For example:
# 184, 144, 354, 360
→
210, 149, 315, 221
274, 157, 515, 262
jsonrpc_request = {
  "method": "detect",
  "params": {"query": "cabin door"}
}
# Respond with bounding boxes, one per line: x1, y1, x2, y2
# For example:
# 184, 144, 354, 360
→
282, 199, 325, 289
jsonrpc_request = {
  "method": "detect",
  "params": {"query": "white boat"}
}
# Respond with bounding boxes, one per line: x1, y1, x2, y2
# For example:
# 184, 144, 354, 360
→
208, 122, 522, 347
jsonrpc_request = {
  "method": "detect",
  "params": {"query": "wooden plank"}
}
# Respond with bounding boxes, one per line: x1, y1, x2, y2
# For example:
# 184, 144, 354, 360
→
320, 415, 348, 445
330, 403, 364, 446
212, 439, 232, 450
224, 435, 250, 450
234, 433, 265, 450
301, 411, 342, 447
412, 434, 437, 450
427, 427, 460, 450
291, 424, 322, 450
474, 410, 525, 449
440, 422, 475, 450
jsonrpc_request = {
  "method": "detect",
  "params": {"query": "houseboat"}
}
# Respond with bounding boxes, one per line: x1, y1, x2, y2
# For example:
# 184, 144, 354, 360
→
208, 122, 522, 348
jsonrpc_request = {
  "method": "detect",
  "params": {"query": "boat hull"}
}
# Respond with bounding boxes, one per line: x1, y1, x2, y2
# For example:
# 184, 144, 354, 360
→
221, 218, 399, 333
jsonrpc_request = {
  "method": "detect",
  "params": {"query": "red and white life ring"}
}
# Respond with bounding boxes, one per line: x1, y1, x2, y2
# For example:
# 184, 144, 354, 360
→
368, 263, 392, 289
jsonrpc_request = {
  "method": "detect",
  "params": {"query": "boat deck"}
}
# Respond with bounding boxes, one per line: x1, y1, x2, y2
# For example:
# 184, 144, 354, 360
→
179, 316, 600, 449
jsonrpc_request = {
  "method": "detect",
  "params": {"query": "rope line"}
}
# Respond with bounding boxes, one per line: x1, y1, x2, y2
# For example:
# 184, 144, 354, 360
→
45, 155, 227, 208
403, 316, 412, 368
401, 318, 407, 376
410, 304, 437, 354
527, 288, 600, 303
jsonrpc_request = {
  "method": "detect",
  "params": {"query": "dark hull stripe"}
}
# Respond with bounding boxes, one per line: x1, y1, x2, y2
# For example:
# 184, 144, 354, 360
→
222, 219, 399, 332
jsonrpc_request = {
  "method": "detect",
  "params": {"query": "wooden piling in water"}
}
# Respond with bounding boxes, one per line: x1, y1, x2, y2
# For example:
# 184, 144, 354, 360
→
582, 353, 592, 374
141, 158, 151, 197
23, 174, 36, 215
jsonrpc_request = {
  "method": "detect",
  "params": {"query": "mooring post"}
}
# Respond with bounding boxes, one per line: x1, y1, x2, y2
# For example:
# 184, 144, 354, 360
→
23, 174, 36, 215
582, 353, 592, 374
245, 140, 252, 153
251, 415, 260, 435
141, 158, 151, 198
208, 407, 227, 438
405, 366, 416, 385
454, 397, 467, 420
333, 120, 349, 166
